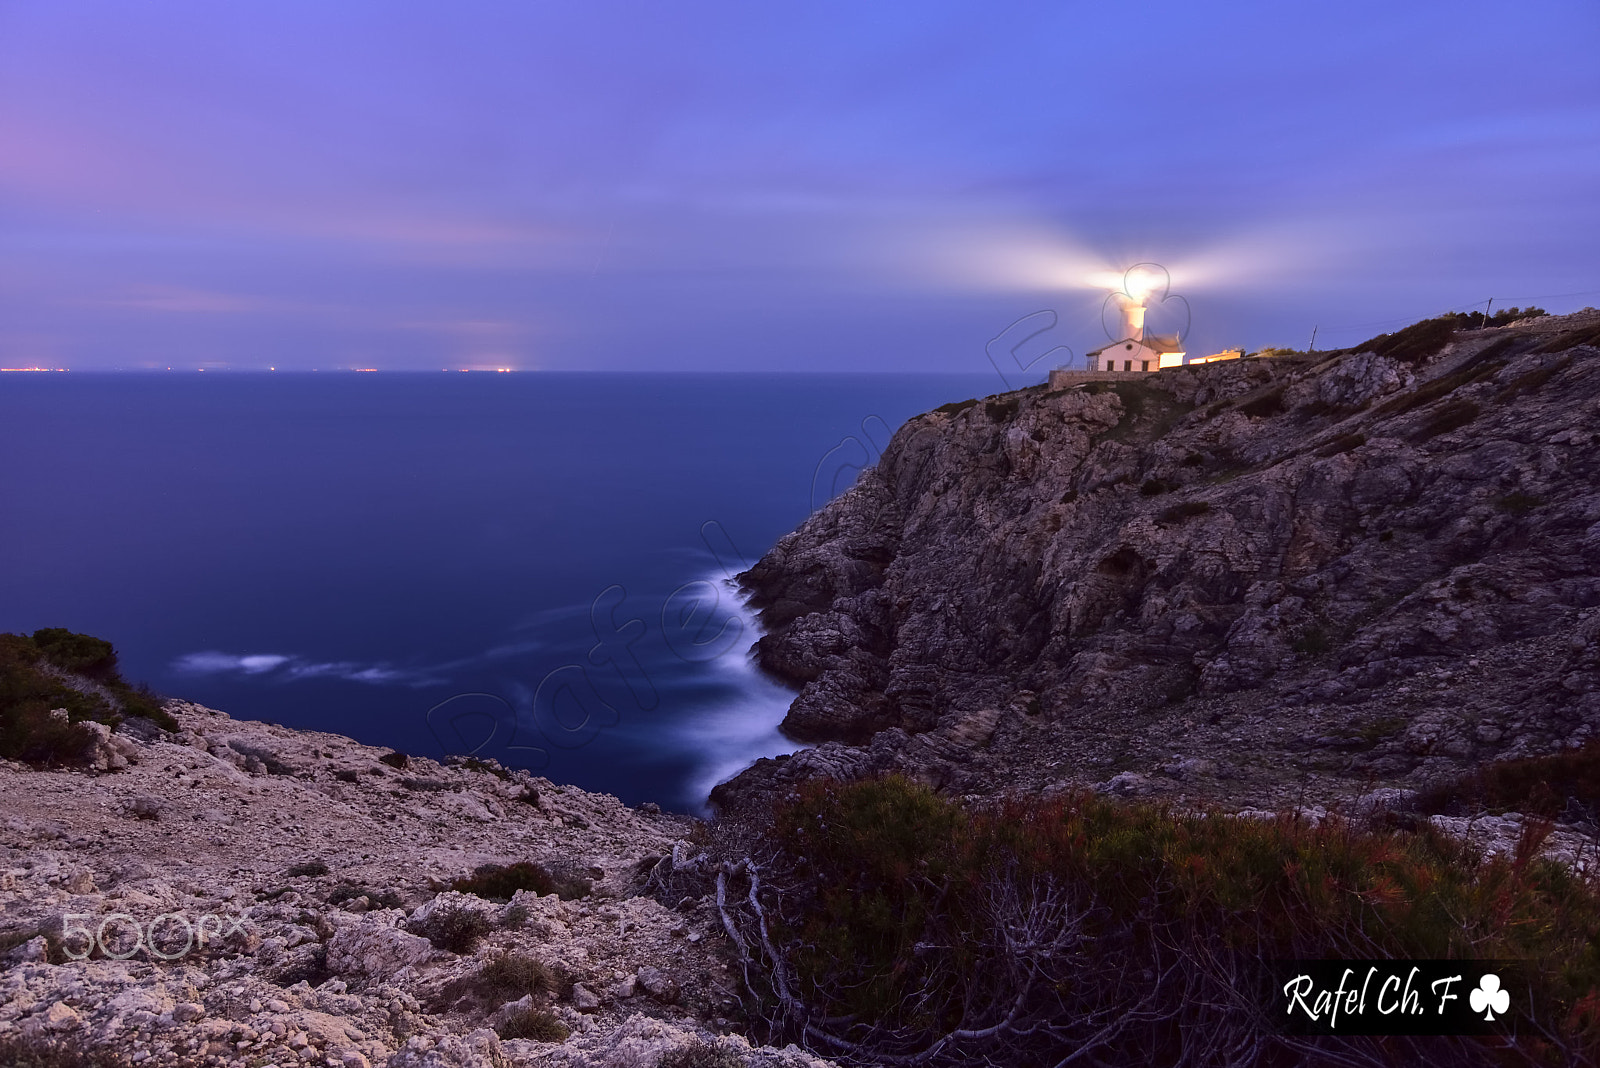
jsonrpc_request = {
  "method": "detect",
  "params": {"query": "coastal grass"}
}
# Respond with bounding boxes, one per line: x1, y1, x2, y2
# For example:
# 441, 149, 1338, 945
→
747, 775, 1600, 1064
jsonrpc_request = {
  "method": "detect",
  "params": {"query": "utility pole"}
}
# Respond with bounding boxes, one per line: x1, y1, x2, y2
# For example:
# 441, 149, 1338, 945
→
1308, 326, 1317, 353
1483, 298, 1493, 328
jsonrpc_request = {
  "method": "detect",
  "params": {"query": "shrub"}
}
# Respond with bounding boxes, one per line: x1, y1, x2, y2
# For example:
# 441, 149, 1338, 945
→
502, 902, 530, 928
0, 629, 171, 765
287, 860, 329, 877
1441, 306, 1546, 330
378, 751, 409, 769
1292, 628, 1331, 656
452, 860, 591, 902
335, 768, 360, 783
723, 775, 1600, 1066
1415, 744, 1600, 820
477, 951, 559, 1000
414, 905, 493, 954
984, 397, 1019, 421
934, 398, 978, 417
326, 883, 404, 909
1350, 316, 1457, 363
1139, 477, 1176, 496
30, 628, 118, 680
496, 1006, 569, 1042
461, 756, 512, 781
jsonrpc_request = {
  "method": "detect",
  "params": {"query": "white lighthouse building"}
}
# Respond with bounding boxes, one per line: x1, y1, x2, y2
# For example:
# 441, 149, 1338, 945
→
1085, 294, 1185, 373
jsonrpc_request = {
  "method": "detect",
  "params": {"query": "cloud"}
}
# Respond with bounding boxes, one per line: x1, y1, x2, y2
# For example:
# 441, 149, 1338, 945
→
168, 638, 545, 688
173, 652, 289, 675
171, 650, 431, 686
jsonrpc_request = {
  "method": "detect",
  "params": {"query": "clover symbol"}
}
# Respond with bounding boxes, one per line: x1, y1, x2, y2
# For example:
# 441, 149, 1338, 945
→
1470, 974, 1510, 1021
1100, 262, 1191, 345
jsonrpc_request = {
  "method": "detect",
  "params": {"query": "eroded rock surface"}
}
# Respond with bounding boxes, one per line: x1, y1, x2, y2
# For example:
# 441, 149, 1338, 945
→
0, 703, 833, 1067
722, 315, 1600, 813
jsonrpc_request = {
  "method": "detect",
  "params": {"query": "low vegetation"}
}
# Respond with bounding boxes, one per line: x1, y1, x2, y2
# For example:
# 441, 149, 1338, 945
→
412, 905, 493, 954
1440, 306, 1547, 330
1350, 316, 1459, 363
1416, 743, 1600, 822
0, 628, 174, 766
495, 1006, 569, 1042
715, 775, 1600, 1066
476, 950, 560, 1001
451, 860, 591, 901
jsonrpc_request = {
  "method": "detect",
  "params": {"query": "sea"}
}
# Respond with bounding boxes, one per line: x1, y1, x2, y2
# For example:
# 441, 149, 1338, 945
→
0, 372, 1003, 812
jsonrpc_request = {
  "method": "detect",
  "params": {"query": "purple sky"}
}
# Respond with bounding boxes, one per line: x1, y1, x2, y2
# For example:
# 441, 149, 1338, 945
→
2, 1, 1596, 371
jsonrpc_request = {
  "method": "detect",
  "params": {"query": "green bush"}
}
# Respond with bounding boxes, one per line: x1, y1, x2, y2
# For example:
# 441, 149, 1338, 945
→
1139, 477, 1176, 496
30, 628, 118, 680
287, 860, 329, 877
378, 751, 409, 769
477, 951, 559, 1000
0, 629, 173, 766
496, 1006, 569, 1042
933, 398, 978, 417
1442, 306, 1546, 330
413, 905, 493, 954
452, 861, 590, 902
1416, 744, 1600, 820
737, 775, 1600, 1065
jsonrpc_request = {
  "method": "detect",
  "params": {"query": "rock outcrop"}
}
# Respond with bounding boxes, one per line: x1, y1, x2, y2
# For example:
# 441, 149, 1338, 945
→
0, 702, 835, 1067
720, 313, 1600, 813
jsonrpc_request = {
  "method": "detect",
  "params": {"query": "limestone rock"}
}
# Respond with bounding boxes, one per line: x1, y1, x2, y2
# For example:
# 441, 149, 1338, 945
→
728, 324, 1600, 814
326, 916, 435, 979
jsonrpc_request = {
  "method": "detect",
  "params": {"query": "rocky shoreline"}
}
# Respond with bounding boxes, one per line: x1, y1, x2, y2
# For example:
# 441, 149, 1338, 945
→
0, 700, 833, 1068
7, 309, 1600, 1066
718, 311, 1600, 816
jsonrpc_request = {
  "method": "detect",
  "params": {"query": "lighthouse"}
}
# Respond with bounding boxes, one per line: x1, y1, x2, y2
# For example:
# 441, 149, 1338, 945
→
1085, 289, 1185, 373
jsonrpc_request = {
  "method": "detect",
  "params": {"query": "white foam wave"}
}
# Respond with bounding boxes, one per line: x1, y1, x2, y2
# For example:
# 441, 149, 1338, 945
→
664, 572, 805, 812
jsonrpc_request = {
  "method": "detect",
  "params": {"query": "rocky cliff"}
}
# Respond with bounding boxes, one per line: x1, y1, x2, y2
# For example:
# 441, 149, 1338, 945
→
717, 310, 1600, 814
0, 701, 834, 1068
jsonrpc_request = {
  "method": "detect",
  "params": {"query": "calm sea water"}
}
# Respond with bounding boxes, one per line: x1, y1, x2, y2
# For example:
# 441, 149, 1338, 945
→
0, 372, 1002, 811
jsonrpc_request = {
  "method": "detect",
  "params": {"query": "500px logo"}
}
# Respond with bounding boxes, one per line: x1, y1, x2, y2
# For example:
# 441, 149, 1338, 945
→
61, 911, 250, 961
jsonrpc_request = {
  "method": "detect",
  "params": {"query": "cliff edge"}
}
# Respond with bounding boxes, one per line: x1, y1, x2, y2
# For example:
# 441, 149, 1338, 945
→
718, 311, 1600, 813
